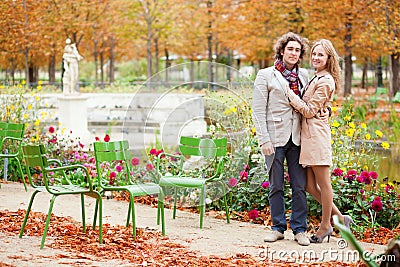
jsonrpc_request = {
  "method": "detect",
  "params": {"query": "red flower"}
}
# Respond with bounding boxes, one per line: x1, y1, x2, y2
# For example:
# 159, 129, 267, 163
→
79, 142, 84, 149
131, 158, 139, 166
149, 148, 157, 155
332, 168, 343, 177
369, 171, 378, 179
262, 181, 270, 189
248, 209, 259, 220
116, 165, 123, 173
228, 178, 238, 187
104, 134, 110, 142
146, 164, 154, 171
48, 126, 55, 133
371, 197, 383, 212
239, 170, 248, 181
95, 136, 100, 141
109, 172, 117, 179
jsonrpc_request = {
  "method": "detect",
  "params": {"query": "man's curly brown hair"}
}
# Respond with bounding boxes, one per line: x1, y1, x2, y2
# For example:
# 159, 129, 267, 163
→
273, 32, 309, 64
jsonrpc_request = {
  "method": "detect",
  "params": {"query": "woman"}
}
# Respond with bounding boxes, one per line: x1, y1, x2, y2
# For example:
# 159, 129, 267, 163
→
285, 39, 352, 243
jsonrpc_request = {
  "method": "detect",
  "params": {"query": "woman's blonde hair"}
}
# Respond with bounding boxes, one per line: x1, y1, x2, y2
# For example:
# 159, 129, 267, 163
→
311, 39, 341, 91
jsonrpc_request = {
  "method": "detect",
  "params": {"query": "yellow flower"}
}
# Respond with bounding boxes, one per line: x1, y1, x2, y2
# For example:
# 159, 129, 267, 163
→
346, 128, 355, 137
331, 106, 338, 112
365, 134, 371, 140
331, 129, 336, 135
37, 85, 42, 91
21, 80, 26, 85
34, 119, 40, 127
230, 107, 237, 113
375, 130, 383, 138
388, 182, 394, 187
35, 96, 40, 101
344, 115, 351, 121
38, 80, 43, 85
251, 127, 256, 133
331, 120, 340, 127
361, 123, 367, 129
0, 85, 4, 89
331, 139, 334, 144
23, 114, 29, 119
349, 122, 355, 129
223, 109, 231, 115
27, 104, 32, 110
381, 141, 390, 149
380, 184, 386, 188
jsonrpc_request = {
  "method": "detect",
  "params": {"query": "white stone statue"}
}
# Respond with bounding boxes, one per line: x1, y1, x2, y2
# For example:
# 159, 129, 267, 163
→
62, 38, 83, 94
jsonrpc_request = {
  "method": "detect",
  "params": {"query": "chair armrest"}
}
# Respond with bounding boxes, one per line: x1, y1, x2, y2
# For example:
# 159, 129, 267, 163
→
205, 156, 230, 182
333, 215, 379, 267
156, 152, 184, 174
45, 164, 94, 190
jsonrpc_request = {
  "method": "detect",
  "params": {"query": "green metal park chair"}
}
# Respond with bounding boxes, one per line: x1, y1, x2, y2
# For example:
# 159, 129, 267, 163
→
0, 122, 27, 191
93, 140, 165, 237
19, 144, 103, 249
156, 136, 230, 228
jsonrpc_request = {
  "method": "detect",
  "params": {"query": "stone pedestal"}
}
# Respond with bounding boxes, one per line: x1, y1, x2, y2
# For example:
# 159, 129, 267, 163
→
58, 94, 91, 146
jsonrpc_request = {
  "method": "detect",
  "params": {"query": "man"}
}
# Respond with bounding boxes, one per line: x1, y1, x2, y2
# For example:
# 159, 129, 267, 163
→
252, 32, 310, 246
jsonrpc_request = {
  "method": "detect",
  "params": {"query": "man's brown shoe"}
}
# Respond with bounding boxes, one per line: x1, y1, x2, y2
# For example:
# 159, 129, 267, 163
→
264, 230, 284, 242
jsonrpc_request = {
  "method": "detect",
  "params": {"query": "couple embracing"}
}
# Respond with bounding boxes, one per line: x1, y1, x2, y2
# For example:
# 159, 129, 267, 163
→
252, 32, 352, 246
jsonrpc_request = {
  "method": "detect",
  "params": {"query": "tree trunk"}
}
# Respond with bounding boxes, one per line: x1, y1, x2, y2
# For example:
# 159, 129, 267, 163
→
109, 35, 115, 83
146, 20, 152, 83
28, 65, 38, 84
361, 61, 367, 89
377, 56, 384, 87
94, 40, 98, 87
23, 0, 29, 89
343, 17, 353, 96
207, 0, 213, 87
389, 53, 400, 99
164, 47, 170, 84
10, 58, 15, 85
226, 50, 232, 82
48, 51, 56, 84
155, 37, 159, 78
190, 59, 194, 88
100, 52, 104, 90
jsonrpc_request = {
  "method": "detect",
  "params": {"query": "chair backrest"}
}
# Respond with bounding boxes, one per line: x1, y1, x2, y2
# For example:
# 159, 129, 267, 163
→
93, 140, 133, 188
179, 136, 227, 158
22, 144, 49, 187
0, 122, 25, 151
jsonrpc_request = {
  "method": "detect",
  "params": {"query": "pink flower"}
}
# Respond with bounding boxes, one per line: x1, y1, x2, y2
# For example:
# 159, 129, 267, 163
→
149, 148, 157, 155
371, 197, 383, 212
89, 157, 95, 164
248, 209, 259, 220
109, 172, 116, 179
239, 170, 248, 181
262, 181, 270, 189
104, 134, 111, 142
146, 164, 154, 171
228, 178, 238, 187
116, 165, 123, 173
369, 171, 378, 179
360, 189, 365, 194
131, 158, 139, 166
363, 176, 372, 185
360, 171, 370, 179
385, 184, 394, 194
48, 126, 55, 133
332, 168, 343, 176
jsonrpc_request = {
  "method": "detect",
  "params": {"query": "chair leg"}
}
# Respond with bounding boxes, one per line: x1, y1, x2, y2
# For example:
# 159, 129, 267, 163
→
220, 181, 230, 224
41, 195, 57, 249
14, 157, 27, 192
80, 194, 86, 233
199, 186, 205, 229
158, 190, 165, 236
126, 199, 131, 227
93, 199, 99, 230
129, 195, 136, 238
19, 190, 40, 238
173, 187, 177, 219
96, 193, 103, 244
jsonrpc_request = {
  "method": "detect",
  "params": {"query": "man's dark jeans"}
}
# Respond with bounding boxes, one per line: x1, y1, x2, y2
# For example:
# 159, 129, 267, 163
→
266, 138, 307, 235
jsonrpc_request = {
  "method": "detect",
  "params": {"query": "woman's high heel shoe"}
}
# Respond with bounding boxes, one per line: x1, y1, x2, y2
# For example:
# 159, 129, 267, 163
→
343, 215, 354, 229
309, 227, 333, 243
